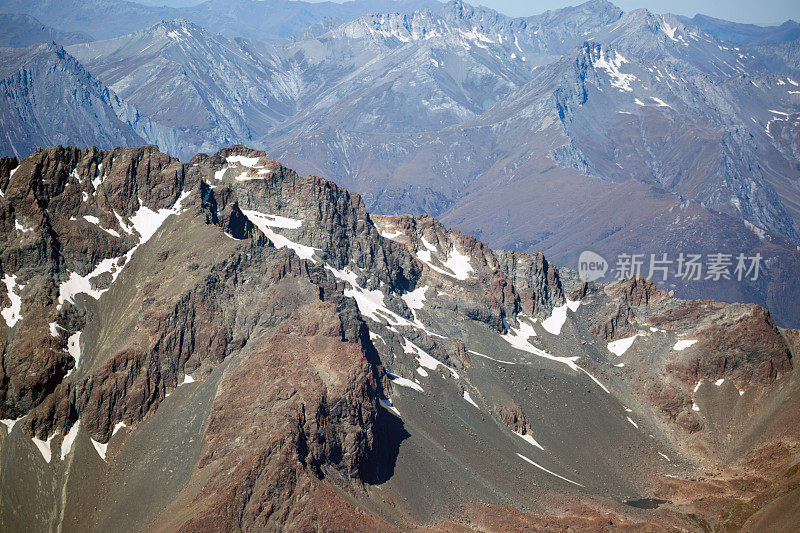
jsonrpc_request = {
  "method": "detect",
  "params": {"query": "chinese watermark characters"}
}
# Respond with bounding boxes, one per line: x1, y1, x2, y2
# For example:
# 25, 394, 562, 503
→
578, 251, 763, 283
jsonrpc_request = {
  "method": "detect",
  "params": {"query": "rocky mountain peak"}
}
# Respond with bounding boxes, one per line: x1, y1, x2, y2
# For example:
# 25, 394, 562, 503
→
0, 143, 798, 530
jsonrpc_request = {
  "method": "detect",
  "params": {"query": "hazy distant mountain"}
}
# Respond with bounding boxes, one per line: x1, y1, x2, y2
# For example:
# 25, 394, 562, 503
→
0, 43, 146, 158
678, 14, 800, 44
0, 0, 180, 41
0, 0, 442, 42
181, 0, 443, 41
0, 13, 92, 47
67, 20, 297, 154
0, 43, 189, 159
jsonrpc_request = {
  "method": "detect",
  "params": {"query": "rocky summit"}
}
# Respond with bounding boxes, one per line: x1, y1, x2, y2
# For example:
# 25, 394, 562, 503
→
0, 144, 798, 531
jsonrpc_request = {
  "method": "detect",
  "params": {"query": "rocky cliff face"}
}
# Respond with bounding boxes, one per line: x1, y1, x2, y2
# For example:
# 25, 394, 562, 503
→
0, 145, 798, 531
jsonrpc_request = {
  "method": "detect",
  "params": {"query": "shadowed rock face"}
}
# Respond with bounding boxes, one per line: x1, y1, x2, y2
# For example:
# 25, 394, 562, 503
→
0, 145, 798, 531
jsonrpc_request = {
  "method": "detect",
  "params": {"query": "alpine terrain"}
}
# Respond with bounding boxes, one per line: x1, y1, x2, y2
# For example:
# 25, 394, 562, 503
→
0, 145, 798, 530
1, 0, 799, 327
1, 0, 800, 530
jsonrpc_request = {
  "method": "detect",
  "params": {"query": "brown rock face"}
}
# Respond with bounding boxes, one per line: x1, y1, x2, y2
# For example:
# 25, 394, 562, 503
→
0, 145, 188, 418
495, 249, 565, 318
644, 383, 702, 433
662, 304, 793, 389
493, 401, 532, 437
371, 213, 519, 331
175, 299, 387, 531
588, 303, 636, 341
605, 276, 669, 307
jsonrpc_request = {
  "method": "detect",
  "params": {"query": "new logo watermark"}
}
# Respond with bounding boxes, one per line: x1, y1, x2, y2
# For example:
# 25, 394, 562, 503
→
578, 250, 608, 282
578, 251, 763, 283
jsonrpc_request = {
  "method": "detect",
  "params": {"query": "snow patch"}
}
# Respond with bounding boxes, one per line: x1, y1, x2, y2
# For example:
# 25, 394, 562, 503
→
541, 303, 568, 335
514, 431, 544, 450
441, 246, 474, 280
15, 219, 33, 233
714, 378, 725, 387
415, 238, 473, 280
502, 316, 581, 371
578, 367, 610, 394
234, 170, 272, 182
112, 421, 127, 436
2, 274, 24, 327
401, 285, 427, 316
60, 421, 80, 460
594, 49, 637, 92
381, 229, 404, 239
83, 215, 121, 237
325, 266, 438, 338
32, 435, 55, 463
463, 391, 479, 409
59, 193, 190, 310
661, 20, 679, 42
744, 220, 767, 240
626, 416, 639, 429
379, 398, 400, 416
129, 192, 190, 243
180, 373, 195, 386
67, 332, 81, 368
90, 437, 109, 461
226, 155, 261, 167
242, 209, 317, 262
327, 266, 407, 325
517, 453, 583, 486
402, 338, 458, 378
1, 416, 23, 434
386, 372, 424, 392
607, 334, 641, 356
467, 349, 516, 365
673, 339, 698, 351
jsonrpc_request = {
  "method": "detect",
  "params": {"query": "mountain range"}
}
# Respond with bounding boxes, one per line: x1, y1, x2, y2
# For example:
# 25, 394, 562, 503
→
1, 0, 797, 327
0, 0, 442, 42
0, 144, 798, 530
3, 1, 800, 530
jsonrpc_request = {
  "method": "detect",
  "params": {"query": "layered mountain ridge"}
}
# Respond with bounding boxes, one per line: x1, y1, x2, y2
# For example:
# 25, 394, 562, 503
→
2, 0, 798, 327
0, 144, 798, 530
